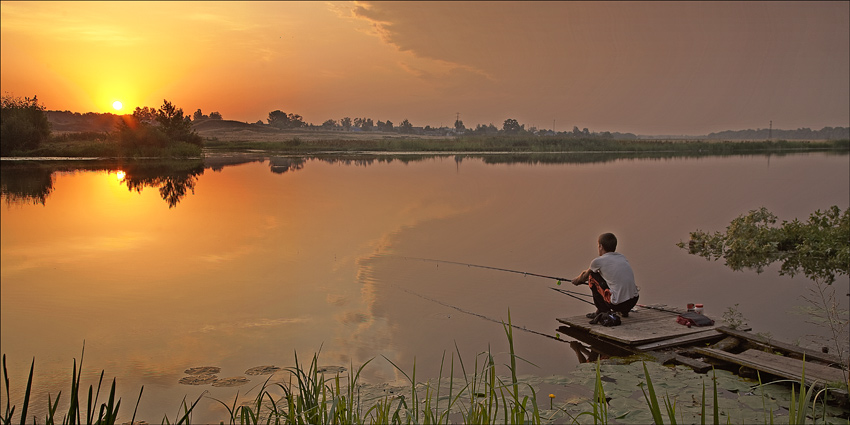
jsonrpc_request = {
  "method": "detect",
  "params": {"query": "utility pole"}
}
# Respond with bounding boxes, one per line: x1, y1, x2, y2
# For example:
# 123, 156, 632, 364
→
768, 120, 772, 140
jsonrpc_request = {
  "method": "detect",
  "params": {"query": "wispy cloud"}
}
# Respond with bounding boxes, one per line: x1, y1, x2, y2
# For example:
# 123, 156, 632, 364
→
199, 317, 309, 333
197, 245, 256, 264
188, 12, 261, 32
1, 3, 143, 46
1, 232, 154, 275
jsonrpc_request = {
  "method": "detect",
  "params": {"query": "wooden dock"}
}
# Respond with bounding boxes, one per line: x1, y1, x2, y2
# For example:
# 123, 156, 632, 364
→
557, 304, 720, 346
556, 304, 849, 395
695, 348, 847, 390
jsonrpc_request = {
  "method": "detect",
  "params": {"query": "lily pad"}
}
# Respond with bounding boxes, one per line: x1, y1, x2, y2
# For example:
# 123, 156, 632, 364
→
179, 374, 218, 385
212, 376, 250, 387
563, 395, 587, 405
712, 372, 755, 393
615, 409, 656, 423
607, 396, 645, 414
184, 366, 220, 375
317, 366, 347, 374
737, 393, 778, 411
245, 365, 281, 376
722, 407, 765, 424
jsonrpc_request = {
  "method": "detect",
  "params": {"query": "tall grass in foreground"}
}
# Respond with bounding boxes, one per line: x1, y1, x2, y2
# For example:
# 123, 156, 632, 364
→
2, 344, 144, 425
3, 314, 846, 424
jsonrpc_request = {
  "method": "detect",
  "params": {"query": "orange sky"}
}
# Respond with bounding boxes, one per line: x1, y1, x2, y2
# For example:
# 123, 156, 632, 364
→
1, 1, 848, 135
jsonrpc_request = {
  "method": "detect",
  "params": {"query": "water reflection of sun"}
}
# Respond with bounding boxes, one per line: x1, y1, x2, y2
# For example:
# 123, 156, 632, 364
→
115, 170, 126, 181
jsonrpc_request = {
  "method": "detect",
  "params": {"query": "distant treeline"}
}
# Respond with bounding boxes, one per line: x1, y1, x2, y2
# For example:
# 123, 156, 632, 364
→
45, 109, 849, 141
706, 126, 849, 140
46, 110, 123, 132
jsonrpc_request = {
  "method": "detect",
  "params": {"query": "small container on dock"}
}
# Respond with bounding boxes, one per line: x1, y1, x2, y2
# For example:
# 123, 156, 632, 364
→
687, 303, 695, 312
694, 304, 704, 314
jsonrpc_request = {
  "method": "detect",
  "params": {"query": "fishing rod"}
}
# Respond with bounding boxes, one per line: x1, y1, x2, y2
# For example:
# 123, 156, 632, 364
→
636, 304, 684, 314
549, 287, 595, 306
549, 289, 684, 314
394, 255, 574, 283
392, 254, 593, 304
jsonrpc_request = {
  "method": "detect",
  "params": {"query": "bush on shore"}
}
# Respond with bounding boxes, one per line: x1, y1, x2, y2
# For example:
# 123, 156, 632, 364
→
0, 93, 51, 156
117, 99, 203, 153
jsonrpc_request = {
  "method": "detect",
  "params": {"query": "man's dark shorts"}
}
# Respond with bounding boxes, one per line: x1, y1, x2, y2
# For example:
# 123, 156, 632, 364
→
588, 270, 638, 314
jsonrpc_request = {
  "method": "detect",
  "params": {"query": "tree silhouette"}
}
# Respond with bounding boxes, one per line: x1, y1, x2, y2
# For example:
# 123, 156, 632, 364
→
503, 118, 521, 134
268, 110, 305, 129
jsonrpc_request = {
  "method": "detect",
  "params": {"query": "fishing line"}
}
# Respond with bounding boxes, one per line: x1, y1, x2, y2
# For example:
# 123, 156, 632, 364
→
392, 284, 570, 344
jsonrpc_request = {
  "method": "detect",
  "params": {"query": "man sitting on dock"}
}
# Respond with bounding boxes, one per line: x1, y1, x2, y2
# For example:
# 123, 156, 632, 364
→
572, 233, 639, 323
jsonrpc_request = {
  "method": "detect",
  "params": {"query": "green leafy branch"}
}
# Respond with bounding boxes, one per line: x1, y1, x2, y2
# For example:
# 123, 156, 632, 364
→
678, 206, 849, 285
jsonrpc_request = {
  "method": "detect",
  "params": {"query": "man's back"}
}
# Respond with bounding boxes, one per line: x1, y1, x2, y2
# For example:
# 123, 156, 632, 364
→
590, 252, 638, 304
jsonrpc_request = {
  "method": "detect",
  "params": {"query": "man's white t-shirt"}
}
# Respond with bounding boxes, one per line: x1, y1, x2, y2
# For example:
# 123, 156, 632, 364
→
589, 252, 638, 305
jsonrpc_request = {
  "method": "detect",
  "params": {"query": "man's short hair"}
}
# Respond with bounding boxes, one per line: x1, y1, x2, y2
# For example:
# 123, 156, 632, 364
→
599, 233, 617, 252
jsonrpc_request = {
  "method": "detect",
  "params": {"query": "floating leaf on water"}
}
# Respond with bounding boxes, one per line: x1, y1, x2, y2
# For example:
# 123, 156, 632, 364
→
713, 371, 755, 393
184, 366, 220, 375
608, 397, 648, 418
737, 394, 778, 411
563, 395, 586, 405
724, 406, 766, 424
245, 365, 281, 375
179, 374, 218, 385
212, 376, 250, 387
317, 365, 347, 374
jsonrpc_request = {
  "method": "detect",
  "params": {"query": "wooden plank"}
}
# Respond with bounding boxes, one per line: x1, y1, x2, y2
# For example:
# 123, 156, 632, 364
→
636, 329, 724, 351
641, 351, 714, 373
695, 348, 848, 389
643, 350, 675, 364
715, 327, 845, 366
557, 305, 719, 346
668, 353, 715, 374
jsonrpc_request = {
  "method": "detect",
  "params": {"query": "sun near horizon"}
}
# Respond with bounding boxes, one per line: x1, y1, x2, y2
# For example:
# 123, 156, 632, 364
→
0, 2, 847, 135
112, 100, 123, 111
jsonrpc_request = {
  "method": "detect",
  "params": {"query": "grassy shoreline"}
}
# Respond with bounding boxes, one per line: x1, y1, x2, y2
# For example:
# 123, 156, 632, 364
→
2, 136, 848, 158
3, 316, 848, 424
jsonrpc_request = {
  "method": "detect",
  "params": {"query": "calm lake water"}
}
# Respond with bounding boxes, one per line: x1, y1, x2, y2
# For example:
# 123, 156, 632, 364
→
2, 152, 848, 422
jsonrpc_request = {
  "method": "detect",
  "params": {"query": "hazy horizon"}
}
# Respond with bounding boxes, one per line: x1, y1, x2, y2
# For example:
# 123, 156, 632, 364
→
2, 1, 848, 136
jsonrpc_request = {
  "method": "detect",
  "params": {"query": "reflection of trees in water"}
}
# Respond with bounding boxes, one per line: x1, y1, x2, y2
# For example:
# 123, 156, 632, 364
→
0, 160, 204, 208
268, 157, 305, 174
6, 150, 846, 206
121, 162, 205, 208
0, 163, 54, 206
279, 151, 850, 170
312, 155, 441, 168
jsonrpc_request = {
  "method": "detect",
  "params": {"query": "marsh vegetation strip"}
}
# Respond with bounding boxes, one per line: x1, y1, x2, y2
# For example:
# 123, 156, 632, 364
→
201, 136, 850, 154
